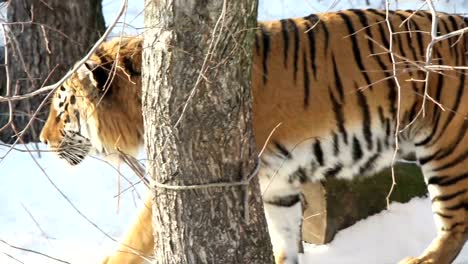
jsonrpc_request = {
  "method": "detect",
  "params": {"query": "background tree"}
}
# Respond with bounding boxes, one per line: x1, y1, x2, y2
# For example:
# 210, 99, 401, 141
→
143, 0, 273, 263
0, 0, 105, 143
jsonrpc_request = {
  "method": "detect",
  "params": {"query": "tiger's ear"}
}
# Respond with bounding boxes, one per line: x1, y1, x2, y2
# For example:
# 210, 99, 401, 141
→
76, 60, 110, 93
76, 61, 96, 82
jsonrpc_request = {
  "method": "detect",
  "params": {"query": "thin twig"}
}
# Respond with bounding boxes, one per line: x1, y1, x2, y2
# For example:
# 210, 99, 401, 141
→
0, 0, 127, 102
384, 0, 404, 209
20, 203, 53, 245
3, 252, 25, 264
0, 239, 70, 264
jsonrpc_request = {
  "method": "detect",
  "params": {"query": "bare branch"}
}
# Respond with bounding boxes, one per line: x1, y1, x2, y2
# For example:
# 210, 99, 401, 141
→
384, 0, 404, 208
0, 0, 128, 102
0, 239, 70, 264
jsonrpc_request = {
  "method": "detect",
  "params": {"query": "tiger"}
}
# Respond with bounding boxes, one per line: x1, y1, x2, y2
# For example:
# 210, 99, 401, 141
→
39, 9, 468, 264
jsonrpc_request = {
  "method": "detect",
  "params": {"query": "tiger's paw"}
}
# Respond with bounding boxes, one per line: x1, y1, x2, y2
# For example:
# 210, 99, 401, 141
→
398, 257, 435, 264
274, 249, 299, 264
101, 256, 110, 264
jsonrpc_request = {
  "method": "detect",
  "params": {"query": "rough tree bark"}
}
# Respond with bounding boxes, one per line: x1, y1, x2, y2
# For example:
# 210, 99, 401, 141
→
143, 0, 273, 263
0, 0, 105, 143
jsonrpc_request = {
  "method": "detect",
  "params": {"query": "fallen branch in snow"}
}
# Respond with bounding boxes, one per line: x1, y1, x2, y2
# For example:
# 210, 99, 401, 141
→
3, 252, 25, 264
0, 239, 71, 264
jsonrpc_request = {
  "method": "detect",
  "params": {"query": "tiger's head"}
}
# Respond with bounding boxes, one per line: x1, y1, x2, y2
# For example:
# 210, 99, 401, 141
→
40, 37, 144, 165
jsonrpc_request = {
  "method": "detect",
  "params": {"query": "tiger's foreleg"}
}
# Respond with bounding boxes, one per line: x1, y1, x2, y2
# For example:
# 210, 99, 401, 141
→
399, 232, 467, 264
403, 125, 468, 264
103, 195, 154, 264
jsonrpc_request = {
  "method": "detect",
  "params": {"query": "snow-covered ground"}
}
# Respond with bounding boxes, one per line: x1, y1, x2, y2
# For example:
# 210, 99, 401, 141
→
2, 0, 468, 264
1, 144, 468, 264
0, 144, 146, 264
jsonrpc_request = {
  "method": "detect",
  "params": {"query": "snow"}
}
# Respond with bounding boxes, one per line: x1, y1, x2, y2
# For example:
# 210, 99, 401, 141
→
2, 0, 468, 264
0, 144, 146, 264
2, 144, 468, 264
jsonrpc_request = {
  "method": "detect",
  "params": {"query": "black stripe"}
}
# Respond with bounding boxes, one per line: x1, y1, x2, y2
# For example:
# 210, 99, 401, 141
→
434, 211, 453, 219
398, 11, 420, 65
441, 222, 464, 232
387, 78, 397, 121
433, 151, 468, 172
439, 18, 454, 57
412, 10, 425, 17
414, 107, 442, 146
254, 32, 260, 55
432, 189, 467, 203
313, 140, 324, 166
426, 71, 465, 147
384, 118, 391, 147
350, 9, 390, 92
448, 15, 459, 43
409, 19, 425, 59
332, 132, 339, 156
434, 52, 445, 105
273, 141, 292, 159
356, 88, 373, 150
428, 173, 468, 186
448, 16, 463, 66
324, 163, 343, 178
374, 18, 390, 60
265, 194, 301, 207
280, 19, 290, 68
395, 12, 418, 92
434, 122, 468, 162
376, 139, 382, 152
332, 55, 344, 102
407, 101, 419, 124
303, 50, 310, 108
288, 19, 300, 82
289, 167, 308, 184
377, 106, 385, 125
304, 20, 317, 80
260, 25, 270, 84
393, 14, 409, 62
367, 9, 386, 19
418, 150, 440, 166
446, 203, 468, 211
420, 11, 432, 20
329, 89, 348, 145
352, 136, 363, 161
359, 153, 380, 175
337, 12, 372, 86
370, 17, 397, 119
321, 20, 330, 54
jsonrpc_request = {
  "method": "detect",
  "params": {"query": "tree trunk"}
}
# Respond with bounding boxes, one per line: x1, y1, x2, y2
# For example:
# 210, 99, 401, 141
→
143, 0, 273, 263
0, 0, 105, 143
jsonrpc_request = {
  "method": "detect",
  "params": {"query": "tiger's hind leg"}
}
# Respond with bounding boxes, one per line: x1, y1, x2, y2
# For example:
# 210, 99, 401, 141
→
404, 117, 468, 264
259, 160, 304, 264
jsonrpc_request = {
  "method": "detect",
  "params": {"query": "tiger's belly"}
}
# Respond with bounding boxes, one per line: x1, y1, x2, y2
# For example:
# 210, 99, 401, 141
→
258, 127, 416, 197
